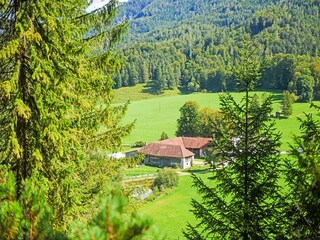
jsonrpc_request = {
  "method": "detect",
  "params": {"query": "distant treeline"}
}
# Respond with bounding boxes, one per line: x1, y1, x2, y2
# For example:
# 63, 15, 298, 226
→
114, 0, 320, 102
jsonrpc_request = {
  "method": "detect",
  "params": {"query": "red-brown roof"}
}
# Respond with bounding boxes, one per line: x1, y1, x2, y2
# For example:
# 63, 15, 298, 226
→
181, 137, 212, 149
158, 137, 184, 146
160, 137, 212, 149
138, 137, 212, 158
138, 143, 195, 158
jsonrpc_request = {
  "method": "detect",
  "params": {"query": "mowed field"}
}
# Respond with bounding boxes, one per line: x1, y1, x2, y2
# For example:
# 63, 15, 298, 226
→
114, 85, 320, 239
115, 84, 319, 150
140, 173, 213, 240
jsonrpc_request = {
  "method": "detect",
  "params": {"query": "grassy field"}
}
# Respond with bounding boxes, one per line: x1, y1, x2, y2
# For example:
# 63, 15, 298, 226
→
115, 85, 319, 151
138, 156, 292, 239
140, 173, 213, 240
124, 165, 161, 177
116, 85, 318, 239
274, 103, 318, 149
113, 84, 180, 103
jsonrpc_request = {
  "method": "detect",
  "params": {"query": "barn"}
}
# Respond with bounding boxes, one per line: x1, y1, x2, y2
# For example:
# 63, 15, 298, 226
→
138, 137, 212, 169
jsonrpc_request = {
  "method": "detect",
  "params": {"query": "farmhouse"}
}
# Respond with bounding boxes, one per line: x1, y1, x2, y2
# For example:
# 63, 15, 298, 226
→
139, 137, 212, 169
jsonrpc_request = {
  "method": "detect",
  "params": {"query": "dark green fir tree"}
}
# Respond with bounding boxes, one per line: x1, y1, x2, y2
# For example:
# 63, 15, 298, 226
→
184, 41, 284, 239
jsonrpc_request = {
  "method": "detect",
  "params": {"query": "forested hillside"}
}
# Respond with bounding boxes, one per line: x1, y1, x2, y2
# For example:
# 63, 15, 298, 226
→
115, 0, 320, 102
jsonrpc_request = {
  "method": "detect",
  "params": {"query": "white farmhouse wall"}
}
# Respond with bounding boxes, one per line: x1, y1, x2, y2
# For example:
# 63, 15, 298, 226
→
181, 156, 194, 169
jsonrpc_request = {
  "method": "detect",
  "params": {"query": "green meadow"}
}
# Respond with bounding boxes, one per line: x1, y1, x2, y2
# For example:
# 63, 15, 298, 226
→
140, 158, 290, 239
115, 84, 319, 151
124, 165, 160, 177
140, 173, 213, 240
115, 85, 320, 239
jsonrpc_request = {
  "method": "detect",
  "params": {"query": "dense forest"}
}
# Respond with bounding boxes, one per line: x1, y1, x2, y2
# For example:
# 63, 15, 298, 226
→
114, 0, 320, 102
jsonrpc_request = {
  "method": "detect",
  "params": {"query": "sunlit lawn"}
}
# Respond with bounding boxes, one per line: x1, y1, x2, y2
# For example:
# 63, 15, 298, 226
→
140, 173, 213, 239
139, 155, 293, 239
119, 89, 277, 143
274, 102, 319, 150
124, 165, 161, 177
115, 85, 314, 239
113, 84, 180, 103
114, 85, 319, 151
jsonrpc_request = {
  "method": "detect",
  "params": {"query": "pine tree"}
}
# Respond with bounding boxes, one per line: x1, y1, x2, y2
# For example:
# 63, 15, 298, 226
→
141, 63, 150, 83
114, 74, 123, 88
184, 42, 283, 239
0, 0, 132, 230
284, 104, 320, 238
0, 169, 154, 240
71, 187, 153, 240
122, 67, 130, 87
129, 62, 139, 86
166, 65, 176, 89
153, 66, 166, 92
0, 168, 62, 239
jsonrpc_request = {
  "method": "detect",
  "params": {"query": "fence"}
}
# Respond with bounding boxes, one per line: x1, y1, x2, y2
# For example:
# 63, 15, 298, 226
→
124, 174, 156, 181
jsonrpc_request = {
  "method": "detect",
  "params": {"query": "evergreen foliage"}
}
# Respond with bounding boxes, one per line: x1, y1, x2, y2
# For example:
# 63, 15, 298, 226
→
184, 42, 283, 239
0, 168, 61, 239
0, 0, 133, 232
113, 0, 320, 101
71, 187, 153, 240
0, 170, 154, 239
284, 104, 320, 238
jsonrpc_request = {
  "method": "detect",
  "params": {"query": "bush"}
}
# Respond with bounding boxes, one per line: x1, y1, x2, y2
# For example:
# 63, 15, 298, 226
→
124, 153, 145, 168
160, 132, 169, 140
172, 163, 179, 169
134, 141, 146, 147
153, 168, 179, 191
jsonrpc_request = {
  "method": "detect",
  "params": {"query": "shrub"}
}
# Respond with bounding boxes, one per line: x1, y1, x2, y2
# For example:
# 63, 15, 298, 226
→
125, 153, 145, 168
134, 141, 146, 147
172, 163, 179, 169
160, 132, 169, 140
153, 168, 179, 191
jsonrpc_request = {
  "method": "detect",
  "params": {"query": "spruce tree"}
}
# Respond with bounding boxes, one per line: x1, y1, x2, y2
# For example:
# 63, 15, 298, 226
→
71, 187, 153, 240
153, 66, 166, 92
284, 104, 320, 238
0, 169, 155, 239
129, 62, 139, 86
0, 168, 61, 239
141, 63, 150, 83
0, 0, 132, 230
184, 42, 283, 239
